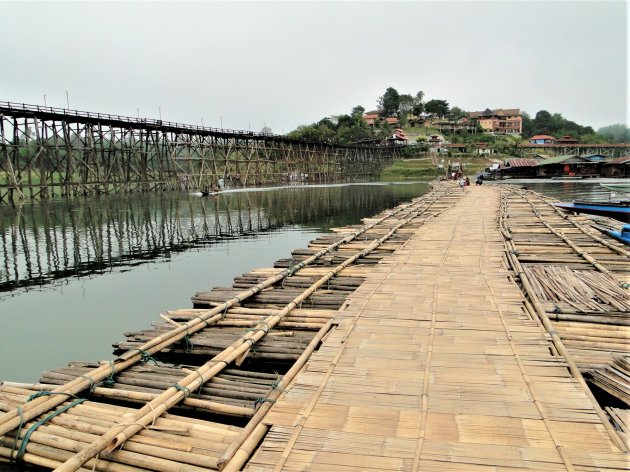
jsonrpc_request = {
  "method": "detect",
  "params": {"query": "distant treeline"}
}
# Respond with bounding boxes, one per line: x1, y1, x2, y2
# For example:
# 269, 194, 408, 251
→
522, 111, 628, 143
288, 86, 629, 144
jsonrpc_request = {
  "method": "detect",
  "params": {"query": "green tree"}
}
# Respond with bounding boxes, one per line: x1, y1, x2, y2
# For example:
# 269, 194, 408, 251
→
398, 94, 415, 118
412, 91, 425, 115
447, 106, 467, 121
521, 112, 534, 137
377, 87, 400, 116
597, 123, 630, 143
351, 105, 365, 118
424, 99, 449, 118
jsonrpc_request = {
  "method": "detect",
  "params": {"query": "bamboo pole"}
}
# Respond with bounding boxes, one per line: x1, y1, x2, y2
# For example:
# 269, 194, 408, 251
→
221, 424, 268, 472
0, 193, 431, 438
500, 193, 627, 452
53, 193, 450, 471
217, 319, 334, 470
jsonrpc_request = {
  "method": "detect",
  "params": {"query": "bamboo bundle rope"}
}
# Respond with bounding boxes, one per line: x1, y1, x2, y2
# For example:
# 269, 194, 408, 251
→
523, 189, 630, 258
53, 193, 452, 471
0, 192, 442, 438
513, 190, 620, 275
2, 382, 254, 417
217, 319, 335, 470
500, 192, 627, 452
0, 388, 238, 471
38, 367, 273, 406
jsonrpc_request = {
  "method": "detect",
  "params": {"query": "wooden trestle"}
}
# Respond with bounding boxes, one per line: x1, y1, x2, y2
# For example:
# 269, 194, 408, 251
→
0, 183, 628, 471
0, 101, 398, 201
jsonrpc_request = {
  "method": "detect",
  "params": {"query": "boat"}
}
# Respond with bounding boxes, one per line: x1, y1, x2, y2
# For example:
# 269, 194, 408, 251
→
600, 183, 630, 193
554, 201, 630, 223
595, 224, 630, 247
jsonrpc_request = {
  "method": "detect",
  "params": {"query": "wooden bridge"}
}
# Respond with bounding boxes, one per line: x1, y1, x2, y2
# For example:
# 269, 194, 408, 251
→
0, 102, 399, 201
0, 183, 627, 471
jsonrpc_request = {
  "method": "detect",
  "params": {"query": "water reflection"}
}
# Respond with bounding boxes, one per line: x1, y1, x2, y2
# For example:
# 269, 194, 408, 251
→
0, 182, 429, 295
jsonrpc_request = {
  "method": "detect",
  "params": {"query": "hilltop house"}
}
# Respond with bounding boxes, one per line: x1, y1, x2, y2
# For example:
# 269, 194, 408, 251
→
555, 135, 579, 144
529, 135, 556, 144
468, 108, 523, 135
362, 111, 399, 127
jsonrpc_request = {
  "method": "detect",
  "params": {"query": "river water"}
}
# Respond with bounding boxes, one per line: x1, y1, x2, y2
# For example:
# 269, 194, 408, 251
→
0, 182, 431, 382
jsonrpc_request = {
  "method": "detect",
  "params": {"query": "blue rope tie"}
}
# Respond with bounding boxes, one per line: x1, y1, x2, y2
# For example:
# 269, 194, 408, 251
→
133, 349, 159, 365
253, 397, 275, 409
8, 407, 24, 463
182, 327, 194, 353
14, 399, 86, 463
79, 375, 96, 395
172, 383, 191, 398
270, 372, 286, 392
253, 321, 271, 334
27, 391, 79, 403
193, 371, 205, 399
103, 361, 116, 388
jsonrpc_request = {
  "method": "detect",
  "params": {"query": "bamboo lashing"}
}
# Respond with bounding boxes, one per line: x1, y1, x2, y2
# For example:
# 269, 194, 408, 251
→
0, 193, 440, 439
499, 191, 627, 452
52, 190, 459, 471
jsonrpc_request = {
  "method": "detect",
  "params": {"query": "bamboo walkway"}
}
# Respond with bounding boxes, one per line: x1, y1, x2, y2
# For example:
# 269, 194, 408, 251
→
245, 185, 628, 471
0, 183, 627, 471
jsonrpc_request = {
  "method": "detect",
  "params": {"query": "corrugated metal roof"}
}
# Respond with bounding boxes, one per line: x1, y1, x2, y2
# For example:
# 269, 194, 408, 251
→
603, 155, 630, 165
536, 155, 592, 166
507, 158, 538, 167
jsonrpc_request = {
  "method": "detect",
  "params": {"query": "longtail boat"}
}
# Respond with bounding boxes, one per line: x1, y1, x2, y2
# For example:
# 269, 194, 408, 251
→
554, 201, 630, 223
595, 224, 630, 246
601, 183, 630, 193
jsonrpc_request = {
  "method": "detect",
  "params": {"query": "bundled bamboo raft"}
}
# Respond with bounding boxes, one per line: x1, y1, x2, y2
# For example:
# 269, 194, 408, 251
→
244, 184, 628, 471
588, 355, 630, 406
500, 186, 630, 446
0, 384, 243, 471
0, 185, 462, 471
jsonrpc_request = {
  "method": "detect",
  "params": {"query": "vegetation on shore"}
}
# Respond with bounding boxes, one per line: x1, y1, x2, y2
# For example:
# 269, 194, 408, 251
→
381, 156, 491, 180
288, 86, 629, 146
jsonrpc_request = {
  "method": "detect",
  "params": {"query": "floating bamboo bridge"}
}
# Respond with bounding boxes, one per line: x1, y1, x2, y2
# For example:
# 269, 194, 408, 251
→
0, 101, 399, 201
0, 183, 628, 471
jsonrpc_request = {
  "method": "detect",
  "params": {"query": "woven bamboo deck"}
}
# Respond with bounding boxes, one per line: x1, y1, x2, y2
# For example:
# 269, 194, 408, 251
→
245, 185, 627, 471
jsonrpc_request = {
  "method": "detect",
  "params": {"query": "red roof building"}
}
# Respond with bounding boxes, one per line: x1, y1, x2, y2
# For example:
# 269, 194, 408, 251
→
468, 108, 522, 134
362, 113, 399, 127
529, 135, 556, 144
555, 135, 579, 144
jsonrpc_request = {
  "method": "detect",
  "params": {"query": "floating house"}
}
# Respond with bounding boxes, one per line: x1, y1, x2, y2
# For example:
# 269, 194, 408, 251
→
600, 155, 630, 178
502, 158, 539, 178
535, 154, 599, 177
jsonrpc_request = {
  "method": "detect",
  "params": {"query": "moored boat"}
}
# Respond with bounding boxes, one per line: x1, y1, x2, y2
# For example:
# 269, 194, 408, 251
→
595, 224, 630, 247
554, 201, 630, 223
600, 183, 630, 193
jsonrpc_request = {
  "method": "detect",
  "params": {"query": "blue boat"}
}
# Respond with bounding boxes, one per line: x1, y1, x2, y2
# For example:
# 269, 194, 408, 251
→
554, 202, 630, 223
595, 224, 630, 247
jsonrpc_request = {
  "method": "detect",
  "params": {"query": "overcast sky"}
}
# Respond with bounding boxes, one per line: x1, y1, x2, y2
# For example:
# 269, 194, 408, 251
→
1, 1, 627, 133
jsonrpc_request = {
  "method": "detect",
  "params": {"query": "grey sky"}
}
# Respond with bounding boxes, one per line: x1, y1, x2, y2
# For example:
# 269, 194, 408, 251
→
1, 1, 627, 133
